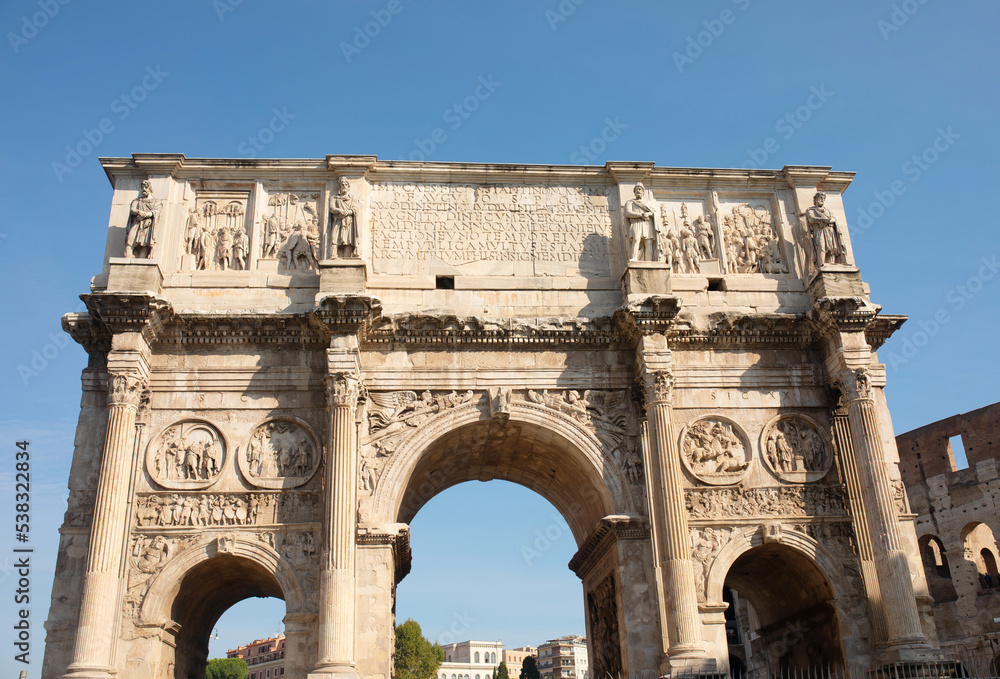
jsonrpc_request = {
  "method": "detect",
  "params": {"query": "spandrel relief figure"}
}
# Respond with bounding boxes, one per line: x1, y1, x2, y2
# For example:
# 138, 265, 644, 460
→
241, 419, 320, 489
804, 191, 847, 269
328, 177, 359, 259
125, 179, 161, 259
624, 183, 659, 262
147, 421, 225, 489
681, 418, 751, 485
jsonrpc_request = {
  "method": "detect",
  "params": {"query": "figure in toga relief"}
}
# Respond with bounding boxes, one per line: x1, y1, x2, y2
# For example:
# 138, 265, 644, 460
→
328, 177, 358, 259
805, 191, 846, 269
125, 179, 160, 259
624, 183, 658, 262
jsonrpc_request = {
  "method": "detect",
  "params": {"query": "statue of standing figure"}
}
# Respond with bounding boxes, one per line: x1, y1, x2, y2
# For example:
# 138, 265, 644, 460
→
125, 179, 161, 259
328, 177, 358, 259
624, 183, 659, 262
804, 191, 846, 269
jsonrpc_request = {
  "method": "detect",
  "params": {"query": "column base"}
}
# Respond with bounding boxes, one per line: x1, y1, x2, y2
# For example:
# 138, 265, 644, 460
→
62, 665, 113, 679
871, 660, 959, 679
308, 663, 361, 679
665, 650, 717, 676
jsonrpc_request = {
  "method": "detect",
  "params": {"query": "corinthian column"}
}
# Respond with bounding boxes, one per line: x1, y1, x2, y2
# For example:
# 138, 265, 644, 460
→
641, 368, 706, 663
311, 370, 362, 679
834, 367, 928, 655
64, 367, 147, 679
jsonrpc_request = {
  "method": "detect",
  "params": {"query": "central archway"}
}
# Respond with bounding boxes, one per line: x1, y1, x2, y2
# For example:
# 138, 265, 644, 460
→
362, 403, 658, 677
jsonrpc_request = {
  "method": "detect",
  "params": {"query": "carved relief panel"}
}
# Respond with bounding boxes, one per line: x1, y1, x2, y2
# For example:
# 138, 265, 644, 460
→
368, 182, 613, 277
239, 418, 320, 489
679, 416, 752, 485
145, 420, 227, 490
760, 414, 833, 483
182, 191, 251, 271
655, 197, 720, 274
587, 575, 622, 679
258, 188, 322, 271
718, 198, 788, 274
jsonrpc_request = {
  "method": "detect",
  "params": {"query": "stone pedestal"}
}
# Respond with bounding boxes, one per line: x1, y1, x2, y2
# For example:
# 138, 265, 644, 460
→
807, 264, 864, 299
622, 261, 671, 298
319, 259, 367, 295
106, 258, 163, 294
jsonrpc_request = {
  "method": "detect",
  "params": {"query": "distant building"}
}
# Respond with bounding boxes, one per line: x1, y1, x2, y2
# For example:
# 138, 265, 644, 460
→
439, 640, 505, 679
226, 634, 286, 678
536, 636, 587, 679
897, 403, 1000, 668
504, 646, 537, 678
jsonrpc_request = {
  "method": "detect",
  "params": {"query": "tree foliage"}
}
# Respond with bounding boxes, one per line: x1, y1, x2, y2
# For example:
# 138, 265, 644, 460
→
395, 619, 445, 679
521, 656, 540, 679
206, 657, 249, 679
496, 660, 510, 679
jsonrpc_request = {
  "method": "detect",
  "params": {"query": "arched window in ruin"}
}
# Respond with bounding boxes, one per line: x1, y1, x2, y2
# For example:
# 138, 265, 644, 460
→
918, 534, 958, 602
961, 522, 1000, 591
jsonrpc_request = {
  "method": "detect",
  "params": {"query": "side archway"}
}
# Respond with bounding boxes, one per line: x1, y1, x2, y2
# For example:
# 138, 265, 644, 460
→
705, 527, 851, 670
136, 535, 310, 679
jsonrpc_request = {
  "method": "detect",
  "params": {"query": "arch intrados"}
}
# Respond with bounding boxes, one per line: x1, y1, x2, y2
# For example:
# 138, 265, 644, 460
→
371, 404, 630, 545
140, 536, 304, 636
705, 528, 845, 618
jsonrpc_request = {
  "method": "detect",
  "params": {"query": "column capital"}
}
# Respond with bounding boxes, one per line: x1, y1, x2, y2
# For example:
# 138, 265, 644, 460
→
106, 369, 148, 408
831, 366, 874, 404
325, 372, 364, 409
642, 370, 675, 406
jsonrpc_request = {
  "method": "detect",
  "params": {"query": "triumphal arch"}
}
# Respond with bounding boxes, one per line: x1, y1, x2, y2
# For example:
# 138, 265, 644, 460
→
44, 154, 948, 678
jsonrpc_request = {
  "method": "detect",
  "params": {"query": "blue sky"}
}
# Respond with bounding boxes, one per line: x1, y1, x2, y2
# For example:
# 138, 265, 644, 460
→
1, 0, 998, 670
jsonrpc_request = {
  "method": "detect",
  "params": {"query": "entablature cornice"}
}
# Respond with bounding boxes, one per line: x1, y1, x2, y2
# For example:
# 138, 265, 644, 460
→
63, 312, 112, 357
613, 295, 683, 343
865, 314, 908, 350
80, 292, 173, 344
364, 313, 622, 349
668, 312, 816, 349
568, 515, 650, 579
809, 296, 886, 339
156, 314, 328, 348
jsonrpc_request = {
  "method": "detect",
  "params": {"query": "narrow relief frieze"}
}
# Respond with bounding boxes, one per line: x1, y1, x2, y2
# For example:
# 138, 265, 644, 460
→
685, 485, 848, 519
134, 491, 321, 528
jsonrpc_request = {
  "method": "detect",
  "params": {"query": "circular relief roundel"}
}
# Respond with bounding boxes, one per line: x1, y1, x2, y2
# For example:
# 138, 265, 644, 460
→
679, 417, 752, 486
760, 414, 833, 483
146, 420, 226, 490
239, 418, 320, 489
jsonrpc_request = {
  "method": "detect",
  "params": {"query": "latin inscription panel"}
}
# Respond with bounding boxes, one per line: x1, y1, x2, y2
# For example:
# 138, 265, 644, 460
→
370, 182, 614, 277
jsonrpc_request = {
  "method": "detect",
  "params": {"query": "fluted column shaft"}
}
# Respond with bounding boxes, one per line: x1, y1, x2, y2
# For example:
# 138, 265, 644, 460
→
64, 370, 146, 679
314, 372, 360, 677
644, 371, 704, 658
831, 408, 887, 643
838, 369, 925, 648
